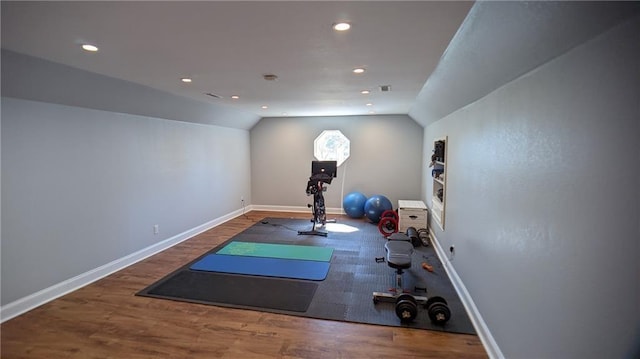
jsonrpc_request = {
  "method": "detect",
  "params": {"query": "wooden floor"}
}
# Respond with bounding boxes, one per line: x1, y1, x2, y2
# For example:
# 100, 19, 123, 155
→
1, 211, 487, 358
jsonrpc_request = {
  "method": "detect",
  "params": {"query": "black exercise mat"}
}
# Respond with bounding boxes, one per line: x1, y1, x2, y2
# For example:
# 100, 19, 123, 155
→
137, 217, 476, 335
144, 271, 317, 312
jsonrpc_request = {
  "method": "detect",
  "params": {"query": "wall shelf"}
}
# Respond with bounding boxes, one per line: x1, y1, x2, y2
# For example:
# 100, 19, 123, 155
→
430, 136, 447, 230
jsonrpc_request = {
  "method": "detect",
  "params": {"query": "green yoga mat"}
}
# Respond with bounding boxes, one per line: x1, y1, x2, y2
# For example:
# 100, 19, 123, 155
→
216, 241, 333, 262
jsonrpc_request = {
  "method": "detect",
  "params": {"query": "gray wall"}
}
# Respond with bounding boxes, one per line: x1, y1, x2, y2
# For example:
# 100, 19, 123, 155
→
2, 99, 251, 305
250, 115, 424, 212
1, 50, 261, 130
421, 16, 639, 359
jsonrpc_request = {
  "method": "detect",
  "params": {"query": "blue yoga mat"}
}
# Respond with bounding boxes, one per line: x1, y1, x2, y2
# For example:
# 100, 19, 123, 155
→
190, 254, 330, 281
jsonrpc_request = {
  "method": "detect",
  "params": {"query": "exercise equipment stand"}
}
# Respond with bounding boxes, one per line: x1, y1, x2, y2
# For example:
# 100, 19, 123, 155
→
373, 234, 451, 324
298, 171, 335, 237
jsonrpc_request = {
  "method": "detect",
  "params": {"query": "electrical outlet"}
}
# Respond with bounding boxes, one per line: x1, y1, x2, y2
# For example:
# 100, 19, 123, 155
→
153, 225, 159, 235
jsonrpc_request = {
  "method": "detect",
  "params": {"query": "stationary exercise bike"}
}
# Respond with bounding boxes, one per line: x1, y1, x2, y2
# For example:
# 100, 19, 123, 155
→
298, 160, 337, 237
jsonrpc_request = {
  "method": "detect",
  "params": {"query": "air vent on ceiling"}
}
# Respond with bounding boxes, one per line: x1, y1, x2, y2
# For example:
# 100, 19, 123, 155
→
205, 93, 222, 99
379, 85, 392, 92
263, 74, 278, 81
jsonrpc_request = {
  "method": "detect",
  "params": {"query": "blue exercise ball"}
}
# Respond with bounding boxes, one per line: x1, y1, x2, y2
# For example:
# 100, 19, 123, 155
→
364, 195, 393, 223
343, 192, 368, 218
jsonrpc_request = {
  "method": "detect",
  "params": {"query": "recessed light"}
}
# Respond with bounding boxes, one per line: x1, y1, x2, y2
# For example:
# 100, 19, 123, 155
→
261, 105, 268, 109
353, 68, 365, 74
231, 95, 240, 100
181, 78, 193, 83
366, 103, 373, 106
361, 90, 370, 95
81, 44, 98, 52
333, 22, 351, 31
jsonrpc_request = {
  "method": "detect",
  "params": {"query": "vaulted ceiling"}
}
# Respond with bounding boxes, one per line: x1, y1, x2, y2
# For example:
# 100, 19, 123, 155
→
2, 1, 638, 129
1, 1, 472, 121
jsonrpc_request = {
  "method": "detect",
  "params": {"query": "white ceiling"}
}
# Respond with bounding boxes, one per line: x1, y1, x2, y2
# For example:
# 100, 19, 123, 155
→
409, 1, 640, 127
0, 1, 473, 119
2, 1, 638, 129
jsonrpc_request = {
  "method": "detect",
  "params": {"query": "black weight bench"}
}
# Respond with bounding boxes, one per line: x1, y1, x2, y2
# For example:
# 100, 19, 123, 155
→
373, 233, 451, 324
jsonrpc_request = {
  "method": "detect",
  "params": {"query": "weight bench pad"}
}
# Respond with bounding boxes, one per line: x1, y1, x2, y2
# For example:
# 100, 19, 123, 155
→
384, 240, 414, 269
387, 233, 410, 242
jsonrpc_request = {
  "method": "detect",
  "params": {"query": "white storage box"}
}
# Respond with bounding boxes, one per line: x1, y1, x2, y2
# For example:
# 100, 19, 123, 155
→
398, 200, 427, 232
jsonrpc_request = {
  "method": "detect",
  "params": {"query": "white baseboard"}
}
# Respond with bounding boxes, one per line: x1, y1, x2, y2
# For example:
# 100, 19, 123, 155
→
429, 228, 504, 359
250, 204, 345, 215
0, 208, 245, 323
1, 205, 499, 359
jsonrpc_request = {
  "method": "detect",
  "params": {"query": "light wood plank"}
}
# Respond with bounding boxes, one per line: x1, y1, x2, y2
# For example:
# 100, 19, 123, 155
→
1, 211, 487, 358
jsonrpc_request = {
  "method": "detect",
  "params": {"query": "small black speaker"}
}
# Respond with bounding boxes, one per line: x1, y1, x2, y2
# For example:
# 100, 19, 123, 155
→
434, 141, 445, 162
